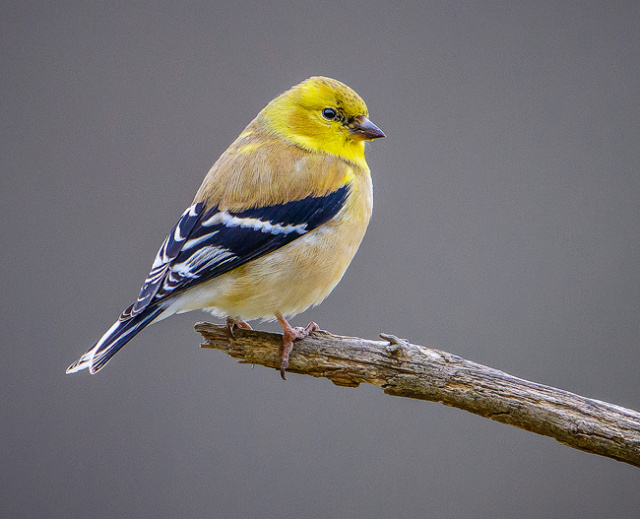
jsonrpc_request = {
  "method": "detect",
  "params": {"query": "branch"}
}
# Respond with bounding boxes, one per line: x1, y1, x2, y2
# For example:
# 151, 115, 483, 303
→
195, 322, 640, 468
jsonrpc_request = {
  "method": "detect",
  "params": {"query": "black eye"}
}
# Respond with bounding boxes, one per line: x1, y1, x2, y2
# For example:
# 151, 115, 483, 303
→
322, 107, 338, 120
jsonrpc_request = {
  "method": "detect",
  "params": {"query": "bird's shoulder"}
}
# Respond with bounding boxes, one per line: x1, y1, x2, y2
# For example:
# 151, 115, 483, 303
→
193, 125, 366, 211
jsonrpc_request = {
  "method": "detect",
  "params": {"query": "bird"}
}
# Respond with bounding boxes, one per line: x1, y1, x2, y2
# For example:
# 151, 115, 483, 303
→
66, 76, 385, 379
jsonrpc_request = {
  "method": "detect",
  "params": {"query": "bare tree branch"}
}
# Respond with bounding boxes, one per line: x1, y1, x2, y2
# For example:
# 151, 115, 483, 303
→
195, 322, 640, 468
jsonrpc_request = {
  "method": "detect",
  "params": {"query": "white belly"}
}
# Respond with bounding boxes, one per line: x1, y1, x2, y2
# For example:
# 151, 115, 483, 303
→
167, 205, 369, 321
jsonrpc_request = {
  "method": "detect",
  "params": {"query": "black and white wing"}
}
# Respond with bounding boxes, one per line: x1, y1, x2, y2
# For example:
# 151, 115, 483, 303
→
124, 184, 352, 318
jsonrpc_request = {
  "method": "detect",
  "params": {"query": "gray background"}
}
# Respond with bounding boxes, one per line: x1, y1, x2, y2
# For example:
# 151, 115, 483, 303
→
2, 1, 639, 518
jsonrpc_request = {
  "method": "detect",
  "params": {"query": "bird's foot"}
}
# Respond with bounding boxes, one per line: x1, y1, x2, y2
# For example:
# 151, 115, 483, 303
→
226, 316, 252, 338
276, 313, 319, 380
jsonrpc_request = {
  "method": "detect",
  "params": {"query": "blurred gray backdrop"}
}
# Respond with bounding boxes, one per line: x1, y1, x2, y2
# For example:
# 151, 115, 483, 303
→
2, 1, 639, 518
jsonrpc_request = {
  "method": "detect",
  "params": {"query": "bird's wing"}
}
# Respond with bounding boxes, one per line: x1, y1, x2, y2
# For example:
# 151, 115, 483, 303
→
121, 184, 351, 319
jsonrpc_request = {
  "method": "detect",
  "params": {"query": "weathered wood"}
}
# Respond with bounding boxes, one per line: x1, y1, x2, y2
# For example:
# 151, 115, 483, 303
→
195, 322, 640, 468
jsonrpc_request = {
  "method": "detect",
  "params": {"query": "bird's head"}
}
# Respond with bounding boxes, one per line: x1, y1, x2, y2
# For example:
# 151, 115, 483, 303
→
258, 76, 385, 166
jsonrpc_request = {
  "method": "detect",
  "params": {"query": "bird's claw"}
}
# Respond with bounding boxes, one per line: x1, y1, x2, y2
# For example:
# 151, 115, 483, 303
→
226, 317, 252, 338
277, 316, 319, 380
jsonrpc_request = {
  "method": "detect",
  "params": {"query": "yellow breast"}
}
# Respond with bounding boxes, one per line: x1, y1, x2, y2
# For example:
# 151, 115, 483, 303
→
213, 171, 372, 319
175, 142, 373, 320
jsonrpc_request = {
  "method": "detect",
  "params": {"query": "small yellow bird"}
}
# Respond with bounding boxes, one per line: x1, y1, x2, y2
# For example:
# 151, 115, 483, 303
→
67, 76, 385, 378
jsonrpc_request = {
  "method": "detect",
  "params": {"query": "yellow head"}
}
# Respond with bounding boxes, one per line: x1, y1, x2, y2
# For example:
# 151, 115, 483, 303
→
257, 77, 385, 167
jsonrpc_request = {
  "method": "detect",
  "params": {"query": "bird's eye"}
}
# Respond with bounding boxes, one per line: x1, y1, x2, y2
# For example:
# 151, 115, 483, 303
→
322, 108, 338, 120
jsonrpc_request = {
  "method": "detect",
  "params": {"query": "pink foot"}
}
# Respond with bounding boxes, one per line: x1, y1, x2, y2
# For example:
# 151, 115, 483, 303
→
276, 312, 319, 380
226, 316, 252, 338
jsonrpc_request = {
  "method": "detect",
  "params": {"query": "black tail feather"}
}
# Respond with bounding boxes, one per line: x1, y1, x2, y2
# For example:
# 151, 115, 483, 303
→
66, 305, 164, 374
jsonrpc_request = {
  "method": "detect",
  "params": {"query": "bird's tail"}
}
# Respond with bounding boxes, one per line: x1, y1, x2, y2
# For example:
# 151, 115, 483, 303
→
66, 304, 164, 374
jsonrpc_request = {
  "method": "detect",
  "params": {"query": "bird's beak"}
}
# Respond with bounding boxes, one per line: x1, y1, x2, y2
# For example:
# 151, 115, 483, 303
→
349, 115, 386, 140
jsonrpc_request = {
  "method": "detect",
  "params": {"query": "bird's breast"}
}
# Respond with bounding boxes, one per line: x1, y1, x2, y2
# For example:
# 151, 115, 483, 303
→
178, 172, 373, 320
